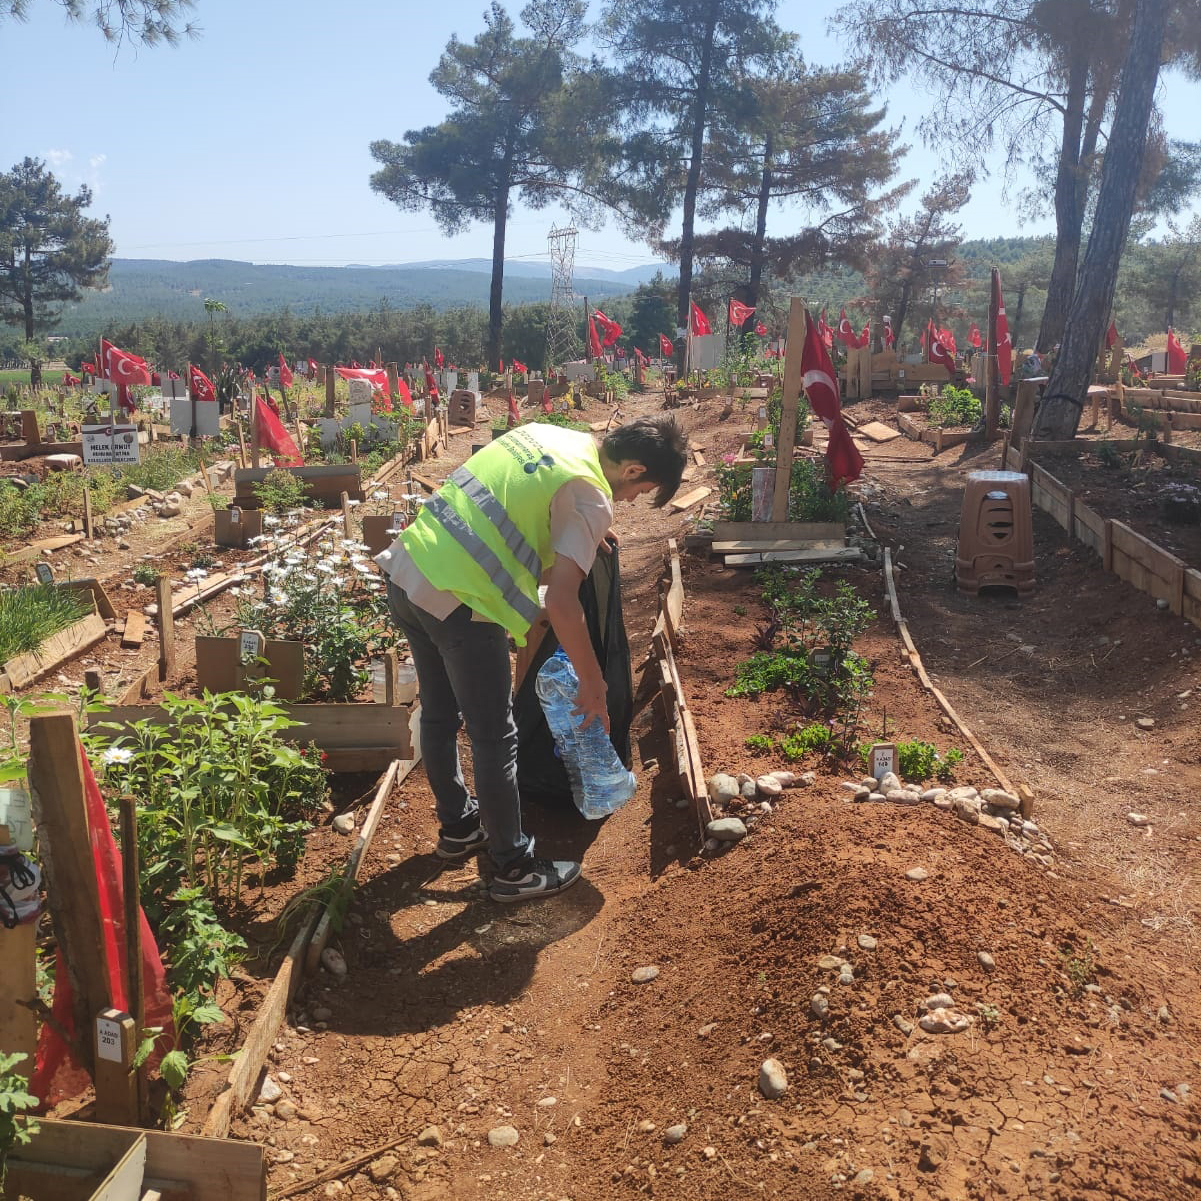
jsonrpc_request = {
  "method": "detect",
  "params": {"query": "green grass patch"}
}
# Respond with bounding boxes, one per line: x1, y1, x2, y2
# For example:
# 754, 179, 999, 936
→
0, 583, 93, 664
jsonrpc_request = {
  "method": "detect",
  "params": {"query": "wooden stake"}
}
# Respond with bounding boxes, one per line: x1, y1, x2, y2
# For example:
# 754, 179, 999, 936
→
93, 1007, 139, 1127
770, 298, 808, 522
156, 576, 175, 683
195, 449, 213, 498
235, 408, 248, 469
0, 823, 37, 1064
118, 795, 147, 1123
82, 483, 94, 540
985, 273, 1000, 441
350, 438, 358, 463
325, 363, 337, 417
28, 713, 109, 1074
250, 396, 261, 469
341, 490, 353, 534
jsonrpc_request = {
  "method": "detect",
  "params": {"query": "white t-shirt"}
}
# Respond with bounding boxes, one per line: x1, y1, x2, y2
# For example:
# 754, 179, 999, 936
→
374, 477, 614, 620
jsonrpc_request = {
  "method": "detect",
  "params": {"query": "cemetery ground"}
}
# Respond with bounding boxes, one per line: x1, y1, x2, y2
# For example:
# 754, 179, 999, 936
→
20, 386, 1201, 1200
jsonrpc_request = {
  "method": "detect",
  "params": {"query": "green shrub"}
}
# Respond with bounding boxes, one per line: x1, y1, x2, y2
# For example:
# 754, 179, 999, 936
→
928, 386, 981, 428
779, 723, 832, 760
745, 733, 773, 752
0, 583, 93, 664
253, 467, 308, 514
715, 457, 850, 525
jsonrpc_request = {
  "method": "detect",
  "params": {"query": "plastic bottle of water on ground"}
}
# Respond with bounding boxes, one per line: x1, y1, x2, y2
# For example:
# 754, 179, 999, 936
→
535, 648, 637, 819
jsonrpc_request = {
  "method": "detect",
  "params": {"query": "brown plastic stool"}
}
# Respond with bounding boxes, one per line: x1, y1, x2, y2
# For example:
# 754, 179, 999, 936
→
955, 470, 1035, 595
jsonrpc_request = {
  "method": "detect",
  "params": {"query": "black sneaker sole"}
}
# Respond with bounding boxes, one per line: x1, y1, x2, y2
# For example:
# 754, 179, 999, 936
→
435, 837, 489, 862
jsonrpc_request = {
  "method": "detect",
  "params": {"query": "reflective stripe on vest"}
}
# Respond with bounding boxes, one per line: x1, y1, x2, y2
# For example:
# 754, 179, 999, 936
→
448, 465, 543, 582
423, 494, 542, 626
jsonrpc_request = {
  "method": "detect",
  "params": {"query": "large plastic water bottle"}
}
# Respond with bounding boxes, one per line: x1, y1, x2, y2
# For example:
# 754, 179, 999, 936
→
535, 648, 637, 820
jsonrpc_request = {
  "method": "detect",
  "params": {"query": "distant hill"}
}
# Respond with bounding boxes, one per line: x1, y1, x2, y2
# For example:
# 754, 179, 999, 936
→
53, 257, 661, 336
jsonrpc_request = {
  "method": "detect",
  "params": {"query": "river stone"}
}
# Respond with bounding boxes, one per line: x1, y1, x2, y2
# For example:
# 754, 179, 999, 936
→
886, 788, 922, 805
932, 793, 954, 810
1127, 812, 1151, 827
868, 792, 887, 803
708, 773, 741, 804
758, 1058, 789, 1099
953, 795, 981, 824
982, 788, 1021, 812
274, 1100, 298, 1121
839, 964, 855, 986
767, 771, 796, 786
810, 993, 829, 1019
978, 951, 996, 970
707, 817, 748, 842
921, 788, 947, 803
740, 780, 758, 800
818, 954, 845, 971
332, 813, 355, 834
853, 786, 872, 802
320, 947, 347, 978
631, 965, 660, 984
488, 1125, 520, 1148
879, 771, 903, 792
417, 1126, 443, 1146
977, 813, 1007, 833
919, 1007, 971, 1035
857, 934, 878, 951
905, 867, 929, 881
664, 1123, 688, 1144
1136, 717, 1155, 729
756, 774, 783, 797
924, 993, 955, 1010
258, 1075, 282, 1103
947, 785, 979, 803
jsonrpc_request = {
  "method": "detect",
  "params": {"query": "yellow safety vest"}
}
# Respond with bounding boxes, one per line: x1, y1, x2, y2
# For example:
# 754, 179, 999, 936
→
400, 424, 611, 644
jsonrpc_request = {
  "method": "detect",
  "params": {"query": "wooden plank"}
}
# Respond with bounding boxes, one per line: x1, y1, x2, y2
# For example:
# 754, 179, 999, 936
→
711, 520, 845, 543
856, 421, 903, 443
93, 1008, 139, 1128
0, 917, 37, 1063
724, 547, 867, 567
122, 611, 147, 649
771, 298, 808, 521
0, 612, 108, 692
29, 714, 110, 1075
5, 532, 86, 564
712, 538, 846, 553
92, 1131, 148, 1201
666, 486, 710, 512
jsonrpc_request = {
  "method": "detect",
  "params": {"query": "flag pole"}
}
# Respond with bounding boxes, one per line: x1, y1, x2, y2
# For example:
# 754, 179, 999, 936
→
985, 268, 1000, 441
770, 298, 807, 522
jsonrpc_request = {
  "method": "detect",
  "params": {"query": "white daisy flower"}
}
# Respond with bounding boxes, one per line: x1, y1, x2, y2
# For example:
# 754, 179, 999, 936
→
102, 746, 133, 765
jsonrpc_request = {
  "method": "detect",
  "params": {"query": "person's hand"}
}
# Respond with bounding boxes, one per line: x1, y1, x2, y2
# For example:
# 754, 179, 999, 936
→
573, 671, 610, 733
598, 528, 619, 554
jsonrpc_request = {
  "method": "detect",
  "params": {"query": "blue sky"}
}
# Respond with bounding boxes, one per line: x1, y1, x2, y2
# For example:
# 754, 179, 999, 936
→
2, 0, 1196, 273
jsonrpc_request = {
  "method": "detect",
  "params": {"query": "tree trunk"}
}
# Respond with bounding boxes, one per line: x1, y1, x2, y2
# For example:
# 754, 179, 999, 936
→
23, 241, 34, 343
1036, 57, 1089, 352
894, 279, 912, 344
1012, 281, 1028, 351
487, 173, 511, 373
1032, 0, 1171, 440
676, 3, 717, 372
745, 132, 774, 337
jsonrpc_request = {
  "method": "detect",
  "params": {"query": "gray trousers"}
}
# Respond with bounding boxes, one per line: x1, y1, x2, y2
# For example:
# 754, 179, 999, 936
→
387, 582, 532, 870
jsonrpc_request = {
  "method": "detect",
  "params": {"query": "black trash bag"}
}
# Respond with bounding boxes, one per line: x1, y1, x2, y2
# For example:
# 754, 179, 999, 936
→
514, 545, 633, 811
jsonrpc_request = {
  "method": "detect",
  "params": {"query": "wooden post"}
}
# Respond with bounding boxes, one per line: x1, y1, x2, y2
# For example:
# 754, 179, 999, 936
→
325, 364, 337, 417
350, 437, 358, 464
156, 576, 175, 683
82, 483, 94, 540
118, 794, 147, 1123
0, 824, 37, 1064
84, 669, 103, 694
770, 298, 808, 522
984, 277, 1000, 440
250, 396, 261, 469
20, 410, 40, 446
28, 713, 109, 1075
93, 1007, 139, 1126
386, 363, 401, 409
341, 490, 353, 534
234, 406, 248, 469
294, 415, 306, 459
196, 450, 213, 499
383, 649, 398, 706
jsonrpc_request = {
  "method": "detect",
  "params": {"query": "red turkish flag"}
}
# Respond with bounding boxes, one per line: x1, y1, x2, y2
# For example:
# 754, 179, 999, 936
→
928, 320, 955, 372
729, 298, 755, 326
689, 302, 712, 336
659, 333, 674, 357
507, 389, 520, 428
278, 353, 294, 388
836, 308, 855, 346
434, 346, 444, 368
307, 357, 319, 376
859, 322, 870, 348
755, 322, 767, 337
1167, 328, 1187, 373
882, 316, 895, 348
188, 363, 216, 401
818, 310, 834, 351
1105, 320, 1118, 349
423, 360, 440, 401
634, 346, 648, 364
102, 339, 151, 386
541, 387, 554, 414
588, 315, 603, 359
511, 359, 527, 374
938, 326, 957, 359
800, 309, 863, 488
992, 269, 1012, 385
593, 310, 622, 347
968, 322, 982, 349
255, 396, 303, 465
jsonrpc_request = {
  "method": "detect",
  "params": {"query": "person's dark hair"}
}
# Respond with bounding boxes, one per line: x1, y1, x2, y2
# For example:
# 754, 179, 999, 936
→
602, 416, 688, 507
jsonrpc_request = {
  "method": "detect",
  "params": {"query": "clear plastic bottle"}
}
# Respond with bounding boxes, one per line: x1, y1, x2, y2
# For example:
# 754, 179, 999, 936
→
535, 648, 637, 819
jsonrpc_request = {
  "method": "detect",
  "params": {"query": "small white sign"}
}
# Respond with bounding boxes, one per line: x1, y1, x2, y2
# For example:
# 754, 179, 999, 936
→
170, 397, 220, 437
0, 787, 34, 852
228, 505, 242, 525
870, 742, 897, 782
81, 423, 140, 466
239, 629, 265, 663
96, 1016, 123, 1062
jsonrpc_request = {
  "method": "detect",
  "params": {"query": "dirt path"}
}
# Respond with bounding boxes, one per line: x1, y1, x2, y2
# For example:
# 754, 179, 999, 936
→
224, 395, 1201, 1201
